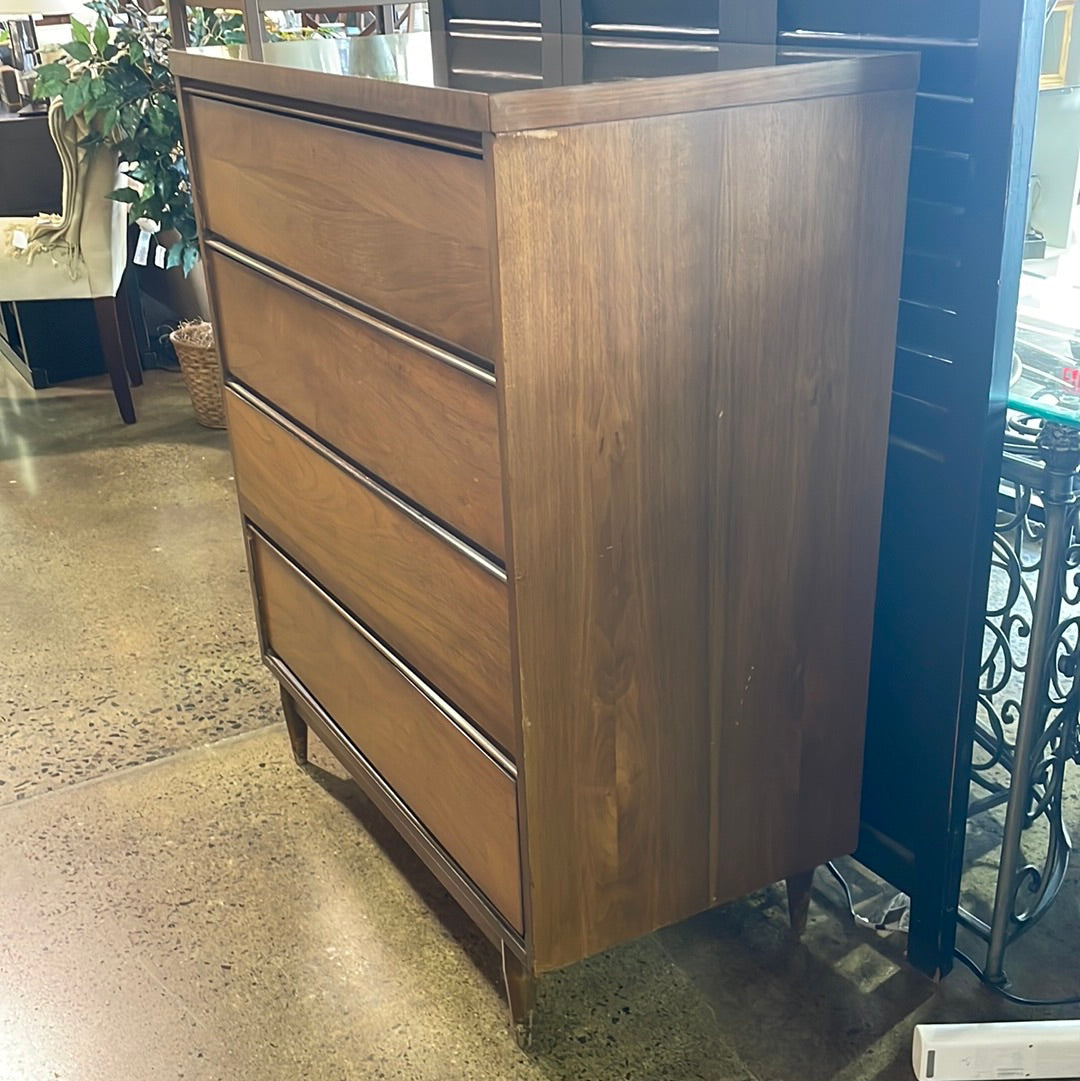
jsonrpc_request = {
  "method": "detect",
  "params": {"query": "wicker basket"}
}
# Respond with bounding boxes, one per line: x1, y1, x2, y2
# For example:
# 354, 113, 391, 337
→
170, 320, 226, 429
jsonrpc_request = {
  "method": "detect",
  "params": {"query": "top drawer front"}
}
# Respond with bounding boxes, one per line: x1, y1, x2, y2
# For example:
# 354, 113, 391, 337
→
211, 250, 506, 559
186, 95, 494, 358
226, 389, 515, 752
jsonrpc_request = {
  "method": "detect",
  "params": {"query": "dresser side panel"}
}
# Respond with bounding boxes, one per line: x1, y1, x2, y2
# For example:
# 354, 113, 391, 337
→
707, 90, 915, 900
491, 114, 718, 972
493, 89, 914, 972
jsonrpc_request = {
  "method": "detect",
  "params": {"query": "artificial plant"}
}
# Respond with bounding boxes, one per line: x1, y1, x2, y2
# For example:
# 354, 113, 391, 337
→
34, 0, 207, 274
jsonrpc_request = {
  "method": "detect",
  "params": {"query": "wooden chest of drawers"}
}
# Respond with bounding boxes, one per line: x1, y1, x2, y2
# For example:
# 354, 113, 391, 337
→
174, 31, 918, 1041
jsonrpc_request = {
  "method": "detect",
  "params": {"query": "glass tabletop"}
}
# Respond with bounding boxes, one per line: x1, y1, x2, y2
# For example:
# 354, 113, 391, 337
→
1008, 313, 1080, 429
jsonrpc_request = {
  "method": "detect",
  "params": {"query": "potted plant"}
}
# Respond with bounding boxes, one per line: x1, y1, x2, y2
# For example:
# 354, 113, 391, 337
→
34, 0, 325, 273
35, 0, 203, 273
33, 0, 235, 424
34, 2, 333, 426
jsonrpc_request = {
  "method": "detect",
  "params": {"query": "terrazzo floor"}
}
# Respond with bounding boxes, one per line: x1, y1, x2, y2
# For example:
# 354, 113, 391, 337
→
0, 365, 1077, 1081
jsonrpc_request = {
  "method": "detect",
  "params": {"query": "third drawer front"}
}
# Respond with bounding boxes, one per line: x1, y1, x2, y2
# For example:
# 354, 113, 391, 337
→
251, 532, 523, 932
186, 94, 494, 359
210, 249, 506, 559
226, 389, 516, 754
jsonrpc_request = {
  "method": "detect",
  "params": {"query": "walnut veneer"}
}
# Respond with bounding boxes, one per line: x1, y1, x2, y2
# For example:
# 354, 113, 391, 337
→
174, 31, 918, 1041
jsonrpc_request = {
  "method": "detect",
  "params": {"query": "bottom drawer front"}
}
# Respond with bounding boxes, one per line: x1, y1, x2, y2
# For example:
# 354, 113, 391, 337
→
252, 533, 523, 932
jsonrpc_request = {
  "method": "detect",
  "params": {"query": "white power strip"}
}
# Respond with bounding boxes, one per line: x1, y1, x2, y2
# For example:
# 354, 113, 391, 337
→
912, 1021, 1080, 1080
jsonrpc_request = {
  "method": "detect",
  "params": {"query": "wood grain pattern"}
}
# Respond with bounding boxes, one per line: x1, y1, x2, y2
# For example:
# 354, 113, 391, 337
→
179, 43, 916, 986
226, 390, 516, 752
253, 535, 522, 929
173, 41, 917, 136
488, 52, 919, 131
171, 43, 494, 133
491, 90, 914, 971
277, 665, 526, 954
707, 91, 914, 903
490, 113, 715, 972
185, 94, 494, 357
211, 249, 506, 557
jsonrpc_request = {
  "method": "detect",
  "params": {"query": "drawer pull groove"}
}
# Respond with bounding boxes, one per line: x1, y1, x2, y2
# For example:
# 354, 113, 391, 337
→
185, 87, 484, 155
208, 238, 495, 385
252, 525, 515, 778
229, 384, 507, 583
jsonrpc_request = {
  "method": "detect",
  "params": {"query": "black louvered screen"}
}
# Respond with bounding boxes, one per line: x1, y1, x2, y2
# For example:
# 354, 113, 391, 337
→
567, 0, 775, 39
778, 0, 1045, 975
429, 1, 775, 40
432, 0, 543, 24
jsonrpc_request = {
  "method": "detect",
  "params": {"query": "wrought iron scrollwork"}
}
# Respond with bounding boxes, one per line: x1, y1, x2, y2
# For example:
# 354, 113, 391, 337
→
972, 416, 1080, 980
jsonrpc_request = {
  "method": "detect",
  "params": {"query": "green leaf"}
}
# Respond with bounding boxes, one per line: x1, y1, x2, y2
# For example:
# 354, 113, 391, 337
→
181, 243, 199, 277
62, 40, 92, 62
100, 105, 118, 135
107, 187, 140, 203
61, 78, 87, 118
93, 17, 109, 54
129, 38, 144, 64
35, 61, 70, 83
166, 239, 184, 270
34, 61, 71, 97
70, 16, 91, 44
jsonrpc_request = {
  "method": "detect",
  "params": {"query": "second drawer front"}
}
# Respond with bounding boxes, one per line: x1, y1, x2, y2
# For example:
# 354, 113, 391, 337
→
211, 251, 506, 559
226, 390, 516, 753
252, 534, 523, 931
187, 94, 494, 358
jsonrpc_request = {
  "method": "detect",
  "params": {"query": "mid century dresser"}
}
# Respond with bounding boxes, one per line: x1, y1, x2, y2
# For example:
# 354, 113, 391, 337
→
172, 31, 918, 1041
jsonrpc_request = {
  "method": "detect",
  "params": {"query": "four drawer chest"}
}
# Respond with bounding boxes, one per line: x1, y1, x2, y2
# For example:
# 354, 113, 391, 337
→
173, 31, 918, 1041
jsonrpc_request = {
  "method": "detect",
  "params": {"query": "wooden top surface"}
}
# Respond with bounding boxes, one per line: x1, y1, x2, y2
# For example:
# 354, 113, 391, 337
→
171, 33, 918, 133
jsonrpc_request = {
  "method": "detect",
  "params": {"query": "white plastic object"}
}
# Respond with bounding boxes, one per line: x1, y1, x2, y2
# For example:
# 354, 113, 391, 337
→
912, 1020, 1080, 1080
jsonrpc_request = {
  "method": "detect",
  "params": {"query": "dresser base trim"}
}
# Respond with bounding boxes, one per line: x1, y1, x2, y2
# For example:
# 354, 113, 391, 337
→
267, 655, 527, 961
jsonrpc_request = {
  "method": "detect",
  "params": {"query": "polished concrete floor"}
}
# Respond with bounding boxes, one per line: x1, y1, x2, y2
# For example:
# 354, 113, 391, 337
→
0, 367, 1077, 1081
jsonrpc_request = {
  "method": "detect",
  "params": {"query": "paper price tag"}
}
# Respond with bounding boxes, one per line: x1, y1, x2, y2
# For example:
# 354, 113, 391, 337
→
154, 244, 167, 269
11, 229, 28, 251
133, 227, 153, 266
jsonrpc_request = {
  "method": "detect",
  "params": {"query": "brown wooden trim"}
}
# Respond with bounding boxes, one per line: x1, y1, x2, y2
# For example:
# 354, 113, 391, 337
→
172, 45, 917, 135
170, 49, 493, 133
481, 128, 535, 970
488, 52, 920, 131
268, 656, 526, 961
180, 85, 485, 155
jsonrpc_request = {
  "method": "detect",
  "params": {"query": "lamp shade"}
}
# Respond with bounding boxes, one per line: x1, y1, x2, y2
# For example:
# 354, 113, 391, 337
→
0, 0, 80, 13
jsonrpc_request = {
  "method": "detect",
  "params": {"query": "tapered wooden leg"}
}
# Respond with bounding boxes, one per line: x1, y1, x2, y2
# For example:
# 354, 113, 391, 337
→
786, 869, 815, 939
501, 941, 536, 1050
115, 273, 143, 387
93, 295, 136, 424
280, 687, 308, 766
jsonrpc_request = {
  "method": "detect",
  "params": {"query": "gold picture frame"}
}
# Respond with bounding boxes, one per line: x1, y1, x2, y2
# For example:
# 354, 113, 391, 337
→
1042, 0, 1076, 90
